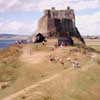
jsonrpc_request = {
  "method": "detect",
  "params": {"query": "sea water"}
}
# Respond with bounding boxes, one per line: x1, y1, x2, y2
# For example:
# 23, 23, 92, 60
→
0, 40, 16, 49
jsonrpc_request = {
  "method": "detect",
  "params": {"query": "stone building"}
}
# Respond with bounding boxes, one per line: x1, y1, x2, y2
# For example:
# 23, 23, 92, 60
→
37, 7, 85, 45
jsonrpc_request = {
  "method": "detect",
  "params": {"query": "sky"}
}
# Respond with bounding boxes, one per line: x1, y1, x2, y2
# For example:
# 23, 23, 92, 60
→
0, 0, 100, 36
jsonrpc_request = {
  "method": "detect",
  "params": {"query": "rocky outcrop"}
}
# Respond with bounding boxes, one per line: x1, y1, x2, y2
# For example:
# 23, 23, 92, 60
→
34, 33, 47, 43
37, 7, 85, 45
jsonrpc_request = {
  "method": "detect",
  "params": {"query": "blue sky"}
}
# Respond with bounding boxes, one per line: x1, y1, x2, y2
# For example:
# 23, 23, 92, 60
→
0, 0, 100, 36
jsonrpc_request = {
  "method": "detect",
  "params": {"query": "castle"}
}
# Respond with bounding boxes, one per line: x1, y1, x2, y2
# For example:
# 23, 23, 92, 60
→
37, 7, 85, 45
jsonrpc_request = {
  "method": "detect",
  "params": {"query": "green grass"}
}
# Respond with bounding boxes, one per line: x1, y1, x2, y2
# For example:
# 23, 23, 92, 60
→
0, 59, 20, 82
61, 63, 100, 100
0, 45, 22, 82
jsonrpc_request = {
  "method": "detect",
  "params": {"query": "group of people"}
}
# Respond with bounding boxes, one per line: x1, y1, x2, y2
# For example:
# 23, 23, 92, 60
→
16, 40, 29, 45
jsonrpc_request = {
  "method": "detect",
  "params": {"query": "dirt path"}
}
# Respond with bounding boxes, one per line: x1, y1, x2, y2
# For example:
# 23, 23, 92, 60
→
2, 61, 94, 100
2, 67, 73, 100
2, 46, 95, 100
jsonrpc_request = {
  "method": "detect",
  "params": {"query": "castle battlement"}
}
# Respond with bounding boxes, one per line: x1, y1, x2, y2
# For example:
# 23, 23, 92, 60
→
44, 7, 75, 20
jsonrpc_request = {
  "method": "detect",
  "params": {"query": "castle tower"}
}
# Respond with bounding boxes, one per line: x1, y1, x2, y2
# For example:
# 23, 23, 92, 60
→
37, 7, 85, 44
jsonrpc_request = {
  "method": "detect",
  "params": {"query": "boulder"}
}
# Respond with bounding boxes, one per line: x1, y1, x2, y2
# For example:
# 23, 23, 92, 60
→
34, 33, 47, 43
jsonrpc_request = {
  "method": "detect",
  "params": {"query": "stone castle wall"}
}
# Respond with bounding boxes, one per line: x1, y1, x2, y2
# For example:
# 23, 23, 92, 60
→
37, 7, 85, 44
37, 7, 75, 36
44, 8, 75, 20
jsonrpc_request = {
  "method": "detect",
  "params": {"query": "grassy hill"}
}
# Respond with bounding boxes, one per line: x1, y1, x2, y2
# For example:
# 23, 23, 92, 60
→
0, 39, 100, 100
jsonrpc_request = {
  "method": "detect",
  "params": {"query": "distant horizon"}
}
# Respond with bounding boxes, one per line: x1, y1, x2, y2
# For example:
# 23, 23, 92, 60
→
0, 0, 100, 36
0, 33, 30, 36
0, 33, 100, 37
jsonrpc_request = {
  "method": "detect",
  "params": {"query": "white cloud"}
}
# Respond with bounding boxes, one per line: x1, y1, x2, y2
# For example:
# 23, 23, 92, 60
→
76, 12, 100, 35
37, 0, 100, 12
0, 0, 99, 12
69, 0, 100, 11
0, 20, 36, 35
0, 0, 67, 12
0, 0, 100, 35
0, 0, 38, 12
37, 0, 67, 11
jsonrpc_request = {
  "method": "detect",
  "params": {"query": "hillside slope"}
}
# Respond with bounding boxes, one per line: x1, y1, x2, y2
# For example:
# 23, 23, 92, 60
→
0, 39, 100, 100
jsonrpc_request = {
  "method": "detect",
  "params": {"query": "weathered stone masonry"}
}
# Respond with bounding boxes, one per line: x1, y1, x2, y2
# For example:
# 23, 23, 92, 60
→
37, 7, 85, 44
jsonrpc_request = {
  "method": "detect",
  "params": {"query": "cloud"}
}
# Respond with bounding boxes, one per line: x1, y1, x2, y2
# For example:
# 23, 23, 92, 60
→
69, 0, 100, 11
76, 12, 100, 35
0, 20, 36, 34
0, 0, 67, 12
0, 0, 99, 12
37, 0, 100, 12
37, 0, 67, 11
0, 0, 100, 35
0, 0, 38, 12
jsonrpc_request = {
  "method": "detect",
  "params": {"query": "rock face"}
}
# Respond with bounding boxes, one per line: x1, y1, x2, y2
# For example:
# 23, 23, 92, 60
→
34, 33, 46, 43
37, 7, 85, 45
